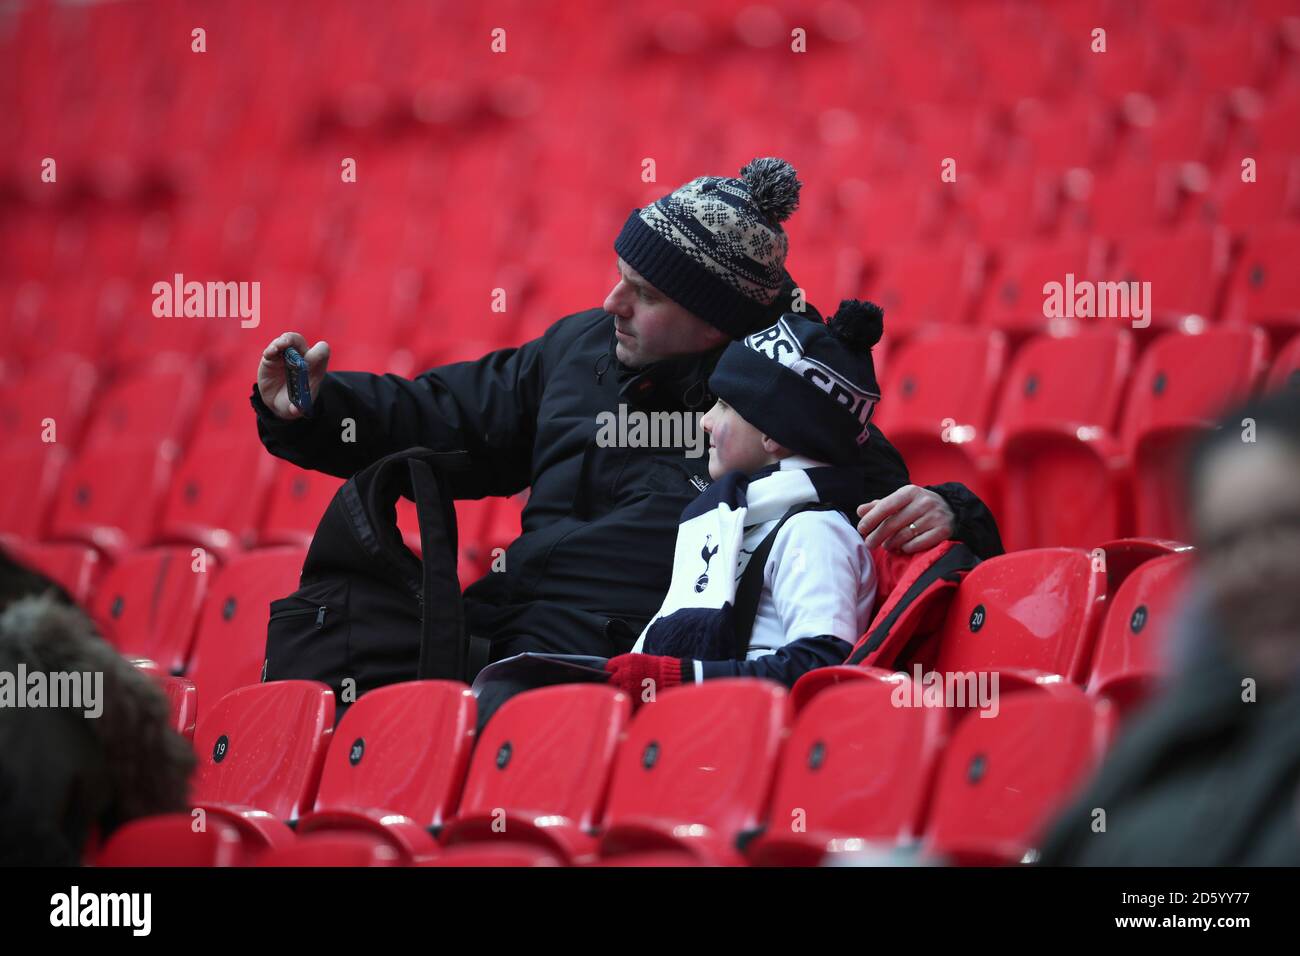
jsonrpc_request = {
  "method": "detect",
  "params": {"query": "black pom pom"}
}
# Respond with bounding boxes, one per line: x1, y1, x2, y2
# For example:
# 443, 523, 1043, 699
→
827, 299, 884, 350
739, 157, 802, 225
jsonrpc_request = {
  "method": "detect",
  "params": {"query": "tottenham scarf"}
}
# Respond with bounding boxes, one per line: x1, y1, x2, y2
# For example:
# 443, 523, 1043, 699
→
633, 463, 833, 661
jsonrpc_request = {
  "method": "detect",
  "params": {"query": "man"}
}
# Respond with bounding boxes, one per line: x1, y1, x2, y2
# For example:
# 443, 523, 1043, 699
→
250, 157, 1003, 676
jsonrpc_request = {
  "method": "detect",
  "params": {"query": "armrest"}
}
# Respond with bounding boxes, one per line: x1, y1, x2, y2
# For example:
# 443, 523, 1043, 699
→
194, 803, 296, 856
598, 816, 743, 866
441, 810, 599, 865
1001, 424, 1128, 472
296, 808, 441, 863
790, 665, 901, 715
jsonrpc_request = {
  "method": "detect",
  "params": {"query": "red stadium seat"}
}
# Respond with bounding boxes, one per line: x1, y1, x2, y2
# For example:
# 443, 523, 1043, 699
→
79, 366, 199, 453
1176, 24, 1276, 95
1096, 536, 1194, 594
994, 329, 1134, 549
1012, 99, 1115, 170
837, 178, 946, 257
6, 275, 124, 366
256, 834, 404, 867
188, 370, 265, 441
784, 246, 866, 323
7, 540, 101, 605
1087, 552, 1195, 716
0, 355, 98, 452
417, 844, 562, 867
89, 546, 208, 674
596, 680, 786, 866
185, 546, 307, 712
924, 687, 1115, 865
191, 681, 335, 846
1268, 333, 1300, 391
259, 465, 344, 547
0, 445, 68, 539
296, 681, 477, 863
1110, 227, 1231, 331
94, 814, 244, 867
157, 433, 277, 558
866, 244, 985, 341
951, 171, 1059, 245
873, 328, 1005, 503
1124, 327, 1269, 539
441, 684, 630, 865
979, 237, 1109, 337
48, 442, 177, 558
159, 675, 198, 741
1249, 92, 1300, 156
920, 548, 1108, 688
1222, 223, 1300, 345
1121, 96, 1226, 167
1081, 29, 1177, 100
1203, 153, 1300, 235
1072, 165, 1181, 236
748, 678, 948, 866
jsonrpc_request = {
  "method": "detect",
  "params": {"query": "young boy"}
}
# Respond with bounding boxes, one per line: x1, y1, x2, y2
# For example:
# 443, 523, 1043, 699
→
604, 300, 885, 697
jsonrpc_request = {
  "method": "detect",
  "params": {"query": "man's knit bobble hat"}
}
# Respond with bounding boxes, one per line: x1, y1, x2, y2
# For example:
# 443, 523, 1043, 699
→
613, 157, 802, 339
708, 300, 885, 465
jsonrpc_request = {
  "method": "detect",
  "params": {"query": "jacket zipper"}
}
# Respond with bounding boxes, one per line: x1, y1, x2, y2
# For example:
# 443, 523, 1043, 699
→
270, 606, 328, 627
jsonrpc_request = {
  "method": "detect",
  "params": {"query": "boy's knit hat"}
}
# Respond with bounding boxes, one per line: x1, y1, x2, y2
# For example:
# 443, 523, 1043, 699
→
613, 157, 802, 339
708, 300, 885, 465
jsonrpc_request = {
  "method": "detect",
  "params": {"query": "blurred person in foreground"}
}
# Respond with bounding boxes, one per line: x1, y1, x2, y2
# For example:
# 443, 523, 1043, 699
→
1039, 388, 1300, 866
0, 548, 194, 866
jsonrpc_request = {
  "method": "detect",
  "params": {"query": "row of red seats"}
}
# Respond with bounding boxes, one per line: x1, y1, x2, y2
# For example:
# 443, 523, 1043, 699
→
6, 529, 1192, 767
0, 351, 526, 560
6, 128, 1298, 286
7, 0, 1298, 170
861, 223, 1300, 344
878, 324, 1299, 548
94, 679, 1112, 867
2, 525, 510, 706
3, 211, 1296, 401
93, 544, 1196, 867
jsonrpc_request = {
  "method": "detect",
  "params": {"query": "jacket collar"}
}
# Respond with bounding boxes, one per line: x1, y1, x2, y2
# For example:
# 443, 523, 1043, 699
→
611, 329, 723, 414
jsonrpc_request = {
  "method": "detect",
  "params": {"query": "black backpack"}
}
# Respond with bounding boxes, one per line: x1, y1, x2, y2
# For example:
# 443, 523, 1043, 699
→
262, 447, 470, 718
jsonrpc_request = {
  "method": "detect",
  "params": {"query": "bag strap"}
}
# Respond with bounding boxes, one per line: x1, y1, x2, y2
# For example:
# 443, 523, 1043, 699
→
406, 455, 467, 681
730, 502, 838, 660
846, 541, 979, 666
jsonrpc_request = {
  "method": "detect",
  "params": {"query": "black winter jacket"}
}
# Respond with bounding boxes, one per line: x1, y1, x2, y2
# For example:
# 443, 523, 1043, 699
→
251, 307, 1004, 668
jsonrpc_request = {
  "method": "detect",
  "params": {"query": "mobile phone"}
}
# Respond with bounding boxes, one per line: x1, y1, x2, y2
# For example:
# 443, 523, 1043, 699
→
283, 346, 313, 417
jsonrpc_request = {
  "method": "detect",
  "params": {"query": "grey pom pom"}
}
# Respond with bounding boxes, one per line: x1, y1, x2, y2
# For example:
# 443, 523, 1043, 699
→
739, 157, 802, 225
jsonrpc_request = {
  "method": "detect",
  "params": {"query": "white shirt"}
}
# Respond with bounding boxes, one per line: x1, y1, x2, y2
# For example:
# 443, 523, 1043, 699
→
746, 506, 876, 659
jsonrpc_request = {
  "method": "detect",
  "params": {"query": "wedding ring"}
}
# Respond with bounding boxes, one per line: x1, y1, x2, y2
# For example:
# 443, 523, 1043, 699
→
908, 522, 919, 536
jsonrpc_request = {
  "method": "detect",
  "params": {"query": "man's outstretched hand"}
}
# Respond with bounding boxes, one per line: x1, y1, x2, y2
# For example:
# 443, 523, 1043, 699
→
857, 485, 956, 554
257, 332, 331, 421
